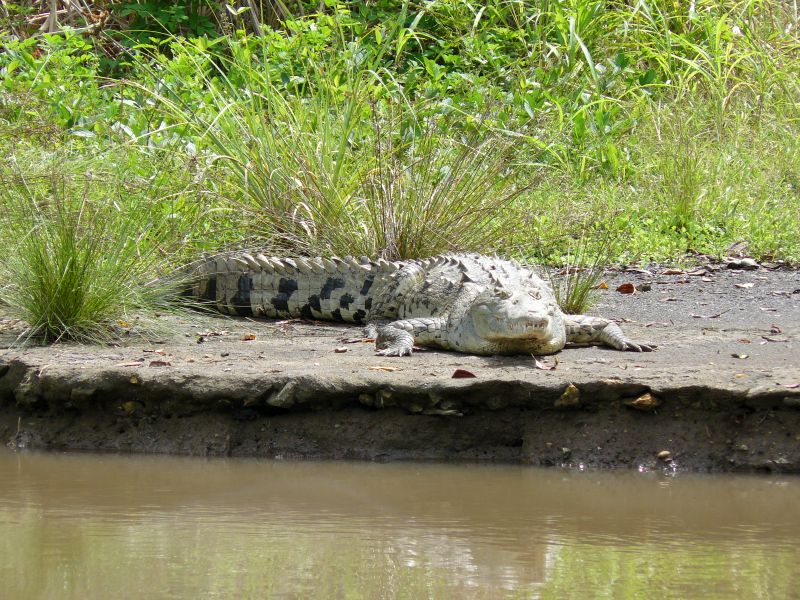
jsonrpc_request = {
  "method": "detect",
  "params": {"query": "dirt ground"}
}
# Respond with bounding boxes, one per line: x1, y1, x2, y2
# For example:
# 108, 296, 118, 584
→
1, 260, 799, 473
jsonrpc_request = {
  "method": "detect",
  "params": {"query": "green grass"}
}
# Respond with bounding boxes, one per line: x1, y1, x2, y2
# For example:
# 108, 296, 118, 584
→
0, 147, 198, 342
0, 0, 798, 334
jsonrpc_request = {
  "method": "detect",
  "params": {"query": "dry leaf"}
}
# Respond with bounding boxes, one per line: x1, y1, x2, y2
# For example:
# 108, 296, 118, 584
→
687, 269, 708, 276
533, 357, 556, 371
731, 353, 749, 359
143, 349, 166, 355
368, 366, 401, 372
333, 347, 348, 353
735, 282, 755, 289
241, 333, 257, 341
783, 383, 800, 389
770, 324, 783, 334
452, 368, 477, 378
737, 338, 751, 344
115, 361, 144, 367
616, 283, 636, 294
149, 360, 171, 367
594, 281, 609, 290
661, 268, 684, 275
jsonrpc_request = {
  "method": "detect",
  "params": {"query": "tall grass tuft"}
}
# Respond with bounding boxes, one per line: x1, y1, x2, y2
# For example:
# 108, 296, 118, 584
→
134, 34, 533, 260
0, 157, 190, 343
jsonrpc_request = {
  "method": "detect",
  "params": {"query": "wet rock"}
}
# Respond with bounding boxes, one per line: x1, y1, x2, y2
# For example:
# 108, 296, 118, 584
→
69, 387, 97, 409
14, 382, 40, 407
624, 392, 662, 411
657, 450, 672, 461
555, 384, 581, 408
267, 382, 297, 409
726, 258, 759, 270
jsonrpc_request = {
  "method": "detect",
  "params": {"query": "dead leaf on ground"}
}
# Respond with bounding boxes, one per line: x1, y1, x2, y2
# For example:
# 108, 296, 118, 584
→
593, 281, 608, 290
241, 333, 257, 341
760, 307, 778, 312
737, 338, 751, 344
644, 321, 671, 327
735, 282, 755, 289
533, 357, 556, 371
761, 336, 789, 343
149, 360, 171, 367
333, 347, 348, 353
368, 365, 401, 372
143, 349, 167, 355
452, 368, 477, 378
783, 383, 800, 389
115, 360, 144, 367
687, 269, 709, 276
690, 310, 728, 319
770, 324, 783, 334
661, 268, 685, 275
616, 283, 636, 294
731, 353, 749, 359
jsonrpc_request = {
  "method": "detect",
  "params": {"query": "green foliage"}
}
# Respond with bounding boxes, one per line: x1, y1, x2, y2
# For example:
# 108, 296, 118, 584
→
0, 150, 198, 342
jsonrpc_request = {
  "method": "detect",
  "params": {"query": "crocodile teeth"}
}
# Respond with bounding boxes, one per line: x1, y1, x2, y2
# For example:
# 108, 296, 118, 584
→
241, 253, 261, 271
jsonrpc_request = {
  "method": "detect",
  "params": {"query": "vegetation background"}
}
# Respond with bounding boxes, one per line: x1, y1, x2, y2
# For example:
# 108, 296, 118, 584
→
1, 0, 798, 340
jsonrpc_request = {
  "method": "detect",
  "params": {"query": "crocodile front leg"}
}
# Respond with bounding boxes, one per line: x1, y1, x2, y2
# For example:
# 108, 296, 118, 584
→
564, 315, 656, 352
368, 317, 448, 357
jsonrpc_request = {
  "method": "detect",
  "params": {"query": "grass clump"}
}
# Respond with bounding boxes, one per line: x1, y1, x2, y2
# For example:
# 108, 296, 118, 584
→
0, 155, 192, 343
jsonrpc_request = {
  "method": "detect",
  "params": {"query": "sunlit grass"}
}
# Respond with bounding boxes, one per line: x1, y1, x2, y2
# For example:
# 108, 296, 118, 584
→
0, 151, 195, 343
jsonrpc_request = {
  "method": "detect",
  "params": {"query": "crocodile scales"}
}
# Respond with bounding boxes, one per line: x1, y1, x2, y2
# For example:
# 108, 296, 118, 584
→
189, 252, 655, 356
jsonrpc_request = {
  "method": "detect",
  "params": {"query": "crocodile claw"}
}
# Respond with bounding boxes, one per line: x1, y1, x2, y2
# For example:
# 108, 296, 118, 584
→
621, 340, 657, 352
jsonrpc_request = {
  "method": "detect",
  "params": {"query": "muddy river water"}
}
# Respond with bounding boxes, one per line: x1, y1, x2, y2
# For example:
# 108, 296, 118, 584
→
1, 449, 798, 599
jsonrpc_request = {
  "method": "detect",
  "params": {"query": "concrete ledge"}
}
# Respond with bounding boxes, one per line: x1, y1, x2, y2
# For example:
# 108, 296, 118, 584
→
1, 267, 799, 472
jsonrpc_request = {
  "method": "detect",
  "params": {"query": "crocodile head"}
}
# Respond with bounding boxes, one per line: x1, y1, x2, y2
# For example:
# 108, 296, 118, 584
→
453, 284, 566, 355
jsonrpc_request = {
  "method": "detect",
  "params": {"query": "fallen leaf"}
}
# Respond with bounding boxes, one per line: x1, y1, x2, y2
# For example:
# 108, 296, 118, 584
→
701, 277, 713, 282
241, 333, 257, 341
759, 307, 777, 312
452, 368, 477, 378
690, 310, 728, 319
333, 347, 348, 353
735, 282, 755, 289
687, 269, 709, 276
368, 366, 401, 372
594, 281, 609, 290
731, 353, 749, 359
783, 383, 800, 389
533, 357, 556, 370
661, 268, 684, 275
771, 324, 783, 334
143, 349, 166, 355
761, 336, 789, 343
117, 320, 130, 328
616, 283, 636, 294
149, 360, 171, 367
644, 321, 671, 327
737, 338, 751, 344
115, 361, 144, 367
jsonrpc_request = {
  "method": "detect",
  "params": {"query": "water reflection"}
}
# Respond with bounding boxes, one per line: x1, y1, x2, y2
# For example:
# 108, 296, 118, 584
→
1, 450, 798, 599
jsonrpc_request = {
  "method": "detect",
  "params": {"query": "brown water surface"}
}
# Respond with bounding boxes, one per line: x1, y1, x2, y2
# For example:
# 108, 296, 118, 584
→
1, 449, 798, 599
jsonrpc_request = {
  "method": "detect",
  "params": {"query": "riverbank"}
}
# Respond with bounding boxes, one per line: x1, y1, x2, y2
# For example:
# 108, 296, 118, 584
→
2, 264, 798, 473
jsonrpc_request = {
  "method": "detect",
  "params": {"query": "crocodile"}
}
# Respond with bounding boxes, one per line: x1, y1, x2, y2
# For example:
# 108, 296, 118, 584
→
188, 252, 655, 357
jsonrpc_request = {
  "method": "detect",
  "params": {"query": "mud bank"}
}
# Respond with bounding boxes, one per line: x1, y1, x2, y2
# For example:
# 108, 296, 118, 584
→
1, 266, 799, 472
